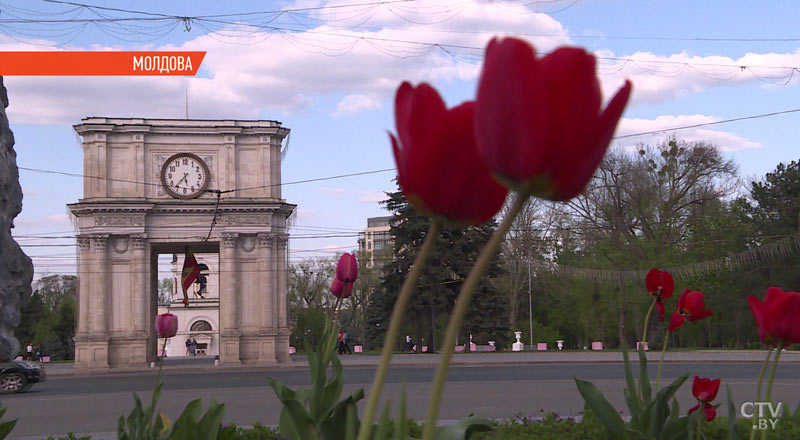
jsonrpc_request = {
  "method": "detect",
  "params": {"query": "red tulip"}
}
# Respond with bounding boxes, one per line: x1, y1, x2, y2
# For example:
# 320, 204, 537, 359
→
688, 376, 720, 422
331, 277, 353, 299
391, 82, 508, 225
645, 268, 674, 321
748, 287, 800, 346
336, 253, 358, 284
667, 289, 712, 332
155, 313, 178, 338
474, 37, 632, 200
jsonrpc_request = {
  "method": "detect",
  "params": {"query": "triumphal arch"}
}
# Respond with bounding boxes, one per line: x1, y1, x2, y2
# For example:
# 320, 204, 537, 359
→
68, 118, 294, 371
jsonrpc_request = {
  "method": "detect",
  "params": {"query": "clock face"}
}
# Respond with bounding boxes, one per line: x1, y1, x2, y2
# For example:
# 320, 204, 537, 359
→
160, 153, 210, 199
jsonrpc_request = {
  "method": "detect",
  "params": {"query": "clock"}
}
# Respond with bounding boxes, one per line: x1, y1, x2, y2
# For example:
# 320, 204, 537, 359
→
160, 153, 210, 199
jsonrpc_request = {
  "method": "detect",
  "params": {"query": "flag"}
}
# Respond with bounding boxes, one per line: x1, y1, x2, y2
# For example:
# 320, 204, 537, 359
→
181, 247, 200, 307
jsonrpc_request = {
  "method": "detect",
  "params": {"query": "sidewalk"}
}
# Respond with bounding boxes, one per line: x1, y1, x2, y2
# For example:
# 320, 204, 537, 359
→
42, 349, 800, 377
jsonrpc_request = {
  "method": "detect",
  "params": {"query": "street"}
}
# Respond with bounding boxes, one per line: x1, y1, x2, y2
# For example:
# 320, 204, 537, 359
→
4, 360, 800, 438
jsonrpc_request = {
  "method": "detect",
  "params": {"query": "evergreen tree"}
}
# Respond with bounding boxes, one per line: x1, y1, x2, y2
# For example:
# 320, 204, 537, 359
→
373, 183, 508, 352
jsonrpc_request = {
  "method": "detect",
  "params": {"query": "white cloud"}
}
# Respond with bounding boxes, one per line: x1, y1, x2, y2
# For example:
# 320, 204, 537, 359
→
595, 49, 800, 105
333, 94, 381, 117
319, 186, 347, 195
615, 115, 761, 151
358, 190, 386, 203
3, 2, 799, 124
1, 1, 569, 123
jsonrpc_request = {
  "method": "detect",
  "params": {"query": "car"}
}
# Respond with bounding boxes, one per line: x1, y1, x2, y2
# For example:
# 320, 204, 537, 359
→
0, 360, 45, 393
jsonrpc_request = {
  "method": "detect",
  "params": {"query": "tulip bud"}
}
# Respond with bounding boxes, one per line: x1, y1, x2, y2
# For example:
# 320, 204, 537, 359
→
474, 37, 632, 200
331, 277, 353, 299
336, 253, 358, 284
391, 82, 508, 225
155, 313, 178, 338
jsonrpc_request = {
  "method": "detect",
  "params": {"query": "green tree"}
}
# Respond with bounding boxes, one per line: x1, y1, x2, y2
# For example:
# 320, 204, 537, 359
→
745, 159, 800, 237
374, 184, 508, 353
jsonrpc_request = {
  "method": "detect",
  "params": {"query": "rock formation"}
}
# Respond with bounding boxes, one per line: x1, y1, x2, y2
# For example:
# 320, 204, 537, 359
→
0, 77, 33, 362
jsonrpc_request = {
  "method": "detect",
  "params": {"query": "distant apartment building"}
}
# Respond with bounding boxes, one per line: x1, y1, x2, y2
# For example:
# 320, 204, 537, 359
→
358, 215, 393, 268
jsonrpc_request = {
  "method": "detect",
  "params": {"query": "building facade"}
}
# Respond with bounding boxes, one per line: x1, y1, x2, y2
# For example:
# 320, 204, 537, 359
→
357, 215, 393, 268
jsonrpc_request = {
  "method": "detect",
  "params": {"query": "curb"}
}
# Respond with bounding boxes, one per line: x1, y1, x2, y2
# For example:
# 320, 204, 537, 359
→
43, 355, 800, 378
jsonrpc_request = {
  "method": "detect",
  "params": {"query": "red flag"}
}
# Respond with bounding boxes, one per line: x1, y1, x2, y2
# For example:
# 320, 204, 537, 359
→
181, 248, 200, 307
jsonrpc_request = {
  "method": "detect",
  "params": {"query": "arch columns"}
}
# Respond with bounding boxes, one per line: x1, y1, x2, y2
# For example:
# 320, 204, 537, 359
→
218, 232, 241, 365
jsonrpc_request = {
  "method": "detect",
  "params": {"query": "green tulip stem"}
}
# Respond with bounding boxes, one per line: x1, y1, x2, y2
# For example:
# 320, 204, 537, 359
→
330, 296, 342, 323
357, 220, 442, 440
751, 347, 774, 440
155, 336, 168, 388
421, 194, 528, 440
641, 297, 657, 344
655, 329, 669, 391
765, 347, 781, 403
761, 347, 782, 440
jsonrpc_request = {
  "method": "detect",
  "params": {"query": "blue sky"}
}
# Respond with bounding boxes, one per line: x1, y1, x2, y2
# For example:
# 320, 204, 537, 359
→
7, 0, 800, 277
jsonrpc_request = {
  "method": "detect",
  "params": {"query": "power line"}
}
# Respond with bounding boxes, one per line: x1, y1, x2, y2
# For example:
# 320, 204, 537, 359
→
17, 104, 800, 192
614, 107, 800, 139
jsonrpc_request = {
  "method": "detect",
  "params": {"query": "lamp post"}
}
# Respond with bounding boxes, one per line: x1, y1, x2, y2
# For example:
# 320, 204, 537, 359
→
528, 257, 533, 350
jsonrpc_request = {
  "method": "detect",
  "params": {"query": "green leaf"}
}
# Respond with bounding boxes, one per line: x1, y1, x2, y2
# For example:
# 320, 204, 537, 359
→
0, 419, 17, 440
641, 372, 688, 437
375, 404, 392, 440
574, 378, 629, 439
394, 384, 408, 440
318, 388, 364, 440
319, 353, 345, 418
793, 400, 800, 422
268, 377, 316, 440
638, 344, 652, 405
433, 416, 493, 440
726, 384, 740, 440
195, 401, 226, 440
622, 340, 641, 419
176, 399, 204, 423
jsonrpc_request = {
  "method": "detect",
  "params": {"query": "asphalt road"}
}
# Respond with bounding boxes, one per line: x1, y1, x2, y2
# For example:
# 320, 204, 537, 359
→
4, 362, 800, 438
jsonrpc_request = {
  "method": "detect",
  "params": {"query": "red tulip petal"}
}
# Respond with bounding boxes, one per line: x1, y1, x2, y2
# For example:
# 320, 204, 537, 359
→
676, 288, 691, 311
688, 403, 700, 415
536, 48, 603, 200
765, 290, 800, 345
688, 309, 713, 322
645, 268, 660, 294
427, 101, 508, 223
660, 271, 674, 299
748, 295, 768, 342
656, 300, 665, 322
474, 37, 548, 187
703, 403, 717, 422
549, 79, 632, 200
668, 312, 684, 332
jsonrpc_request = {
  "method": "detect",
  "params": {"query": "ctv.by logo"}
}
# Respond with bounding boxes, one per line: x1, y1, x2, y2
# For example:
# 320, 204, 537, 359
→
740, 402, 784, 430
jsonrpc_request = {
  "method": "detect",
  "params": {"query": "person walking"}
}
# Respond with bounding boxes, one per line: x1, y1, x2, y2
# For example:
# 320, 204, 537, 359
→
343, 331, 352, 354
26, 342, 33, 361
405, 335, 413, 352
185, 338, 192, 356
189, 338, 197, 356
337, 330, 344, 355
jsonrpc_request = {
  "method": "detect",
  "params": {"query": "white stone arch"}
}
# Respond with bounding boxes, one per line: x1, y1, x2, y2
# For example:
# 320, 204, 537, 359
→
69, 118, 294, 371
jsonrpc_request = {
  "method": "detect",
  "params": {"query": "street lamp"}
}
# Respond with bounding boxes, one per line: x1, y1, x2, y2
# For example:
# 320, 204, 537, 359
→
528, 256, 533, 350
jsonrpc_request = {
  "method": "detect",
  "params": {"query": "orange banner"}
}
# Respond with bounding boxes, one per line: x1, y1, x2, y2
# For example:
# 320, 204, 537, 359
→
0, 51, 206, 76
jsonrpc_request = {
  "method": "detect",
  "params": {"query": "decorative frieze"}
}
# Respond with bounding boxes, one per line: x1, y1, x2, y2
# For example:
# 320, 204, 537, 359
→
221, 232, 238, 248
220, 214, 271, 226
91, 235, 108, 250
77, 236, 91, 251
94, 215, 144, 226
131, 234, 147, 250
